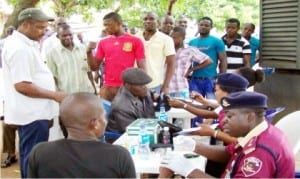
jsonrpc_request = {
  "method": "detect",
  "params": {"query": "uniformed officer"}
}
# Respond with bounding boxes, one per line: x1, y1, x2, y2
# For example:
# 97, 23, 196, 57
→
159, 91, 295, 178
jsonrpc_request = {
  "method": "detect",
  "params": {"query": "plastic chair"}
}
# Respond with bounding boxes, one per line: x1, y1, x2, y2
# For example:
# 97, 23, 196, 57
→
101, 99, 122, 142
275, 111, 300, 178
275, 110, 300, 155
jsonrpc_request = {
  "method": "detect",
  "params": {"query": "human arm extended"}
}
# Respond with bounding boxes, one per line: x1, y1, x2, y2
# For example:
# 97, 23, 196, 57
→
243, 53, 251, 68
159, 154, 213, 178
136, 59, 146, 71
218, 52, 227, 73
87, 71, 97, 94
168, 98, 218, 119
15, 82, 66, 103
166, 0, 176, 15
191, 124, 237, 144
161, 54, 175, 94
86, 41, 102, 71
159, 137, 229, 178
190, 91, 219, 109
194, 142, 229, 163
184, 58, 213, 78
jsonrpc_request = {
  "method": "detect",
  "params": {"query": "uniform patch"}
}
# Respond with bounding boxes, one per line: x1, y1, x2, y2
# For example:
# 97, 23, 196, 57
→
242, 157, 262, 177
122, 42, 132, 52
222, 99, 230, 107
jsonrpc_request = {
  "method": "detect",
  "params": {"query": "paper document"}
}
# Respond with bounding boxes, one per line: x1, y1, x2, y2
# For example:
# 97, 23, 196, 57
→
175, 123, 218, 135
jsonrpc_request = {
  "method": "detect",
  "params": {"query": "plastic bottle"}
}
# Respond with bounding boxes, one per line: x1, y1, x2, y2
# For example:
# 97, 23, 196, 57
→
158, 106, 168, 122
162, 127, 171, 144
181, 88, 189, 99
138, 123, 151, 159
128, 137, 138, 156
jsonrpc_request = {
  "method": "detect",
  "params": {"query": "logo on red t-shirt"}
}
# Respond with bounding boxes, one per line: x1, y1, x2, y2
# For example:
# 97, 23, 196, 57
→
123, 42, 132, 52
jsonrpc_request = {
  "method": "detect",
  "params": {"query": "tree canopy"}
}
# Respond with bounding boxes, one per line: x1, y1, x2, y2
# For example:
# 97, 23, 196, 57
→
1, 0, 259, 37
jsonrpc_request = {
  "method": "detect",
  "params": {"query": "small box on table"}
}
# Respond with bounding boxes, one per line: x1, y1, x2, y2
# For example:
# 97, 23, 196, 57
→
126, 118, 159, 144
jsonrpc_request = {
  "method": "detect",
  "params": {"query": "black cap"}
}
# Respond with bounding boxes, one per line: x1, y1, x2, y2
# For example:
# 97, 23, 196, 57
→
18, 8, 54, 22
221, 91, 268, 110
216, 73, 249, 90
122, 68, 152, 85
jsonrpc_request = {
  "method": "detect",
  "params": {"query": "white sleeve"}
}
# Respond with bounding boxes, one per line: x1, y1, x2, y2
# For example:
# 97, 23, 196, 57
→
8, 48, 33, 84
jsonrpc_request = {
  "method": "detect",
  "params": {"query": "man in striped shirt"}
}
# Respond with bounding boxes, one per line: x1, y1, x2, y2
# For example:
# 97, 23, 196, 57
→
46, 24, 96, 94
222, 18, 251, 73
46, 24, 96, 138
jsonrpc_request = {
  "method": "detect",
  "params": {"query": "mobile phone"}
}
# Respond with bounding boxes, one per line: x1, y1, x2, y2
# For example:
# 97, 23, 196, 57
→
184, 153, 199, 159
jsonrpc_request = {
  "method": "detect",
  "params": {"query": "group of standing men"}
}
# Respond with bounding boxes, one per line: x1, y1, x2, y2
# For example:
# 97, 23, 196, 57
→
0, 5, 262, 178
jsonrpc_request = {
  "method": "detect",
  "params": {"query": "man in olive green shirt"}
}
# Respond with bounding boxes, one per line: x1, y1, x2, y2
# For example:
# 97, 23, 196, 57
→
46, 24, 96, 94
46, 24, 96, 138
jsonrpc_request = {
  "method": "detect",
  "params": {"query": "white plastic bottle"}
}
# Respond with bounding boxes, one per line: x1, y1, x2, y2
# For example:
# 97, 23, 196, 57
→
158, 106, 168, 122
138, 123, 151, 159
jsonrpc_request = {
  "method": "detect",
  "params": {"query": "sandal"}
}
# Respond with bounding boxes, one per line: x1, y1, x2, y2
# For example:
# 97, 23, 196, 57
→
1, 155, 17, 168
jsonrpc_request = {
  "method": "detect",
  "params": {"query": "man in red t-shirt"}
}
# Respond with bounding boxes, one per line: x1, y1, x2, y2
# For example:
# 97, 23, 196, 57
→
87, 12, 146, 101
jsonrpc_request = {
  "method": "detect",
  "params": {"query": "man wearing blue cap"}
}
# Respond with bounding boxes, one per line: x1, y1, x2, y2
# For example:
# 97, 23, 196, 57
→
168, 73, 249, 126
159, 91, 295, 178
169, 73, 249, 177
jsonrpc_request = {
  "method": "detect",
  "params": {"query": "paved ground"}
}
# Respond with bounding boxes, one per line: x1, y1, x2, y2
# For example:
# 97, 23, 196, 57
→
0, 156, 19, 178
0, 120, 19, 178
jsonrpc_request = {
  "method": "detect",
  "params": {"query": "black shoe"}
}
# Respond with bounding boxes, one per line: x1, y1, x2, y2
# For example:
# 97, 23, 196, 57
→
1, 155, 17, 168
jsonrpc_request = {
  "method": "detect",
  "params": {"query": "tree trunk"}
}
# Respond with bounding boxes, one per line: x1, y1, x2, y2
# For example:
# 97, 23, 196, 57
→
1, 0, 40, 38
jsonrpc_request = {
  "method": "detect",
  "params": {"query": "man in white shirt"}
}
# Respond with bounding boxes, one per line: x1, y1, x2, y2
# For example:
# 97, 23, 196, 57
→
136, 11, 176, 95
2, 8, 65, 178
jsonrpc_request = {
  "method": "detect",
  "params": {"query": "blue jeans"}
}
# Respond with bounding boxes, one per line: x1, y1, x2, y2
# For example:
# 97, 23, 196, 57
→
188, 78, 216, 126
18, 120, 49, 178
188, 78, 215, 99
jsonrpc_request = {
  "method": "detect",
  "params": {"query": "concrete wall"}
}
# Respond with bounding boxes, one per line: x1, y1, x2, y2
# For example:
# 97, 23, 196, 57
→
255, 71, 300, 123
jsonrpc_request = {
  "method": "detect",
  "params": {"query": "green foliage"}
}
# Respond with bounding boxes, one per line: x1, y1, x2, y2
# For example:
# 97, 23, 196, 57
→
117, 0, 259, 31
4, 0, 259, 31
7, 0, 19, 6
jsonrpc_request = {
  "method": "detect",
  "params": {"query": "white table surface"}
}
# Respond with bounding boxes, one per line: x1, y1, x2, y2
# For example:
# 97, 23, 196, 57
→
114, 133, 207, 174
167, 108, 196, 129
167, 107, 196, 119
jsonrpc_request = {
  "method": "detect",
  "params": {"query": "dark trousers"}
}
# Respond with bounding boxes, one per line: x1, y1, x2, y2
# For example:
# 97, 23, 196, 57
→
2, 123, 17, 154
18, 120, 49, 178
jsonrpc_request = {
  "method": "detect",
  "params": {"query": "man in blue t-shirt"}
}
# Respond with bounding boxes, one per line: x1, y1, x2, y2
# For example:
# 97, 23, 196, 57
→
242, 23, 260, 67
188, 17, 227, 126
188, 17, 227, 99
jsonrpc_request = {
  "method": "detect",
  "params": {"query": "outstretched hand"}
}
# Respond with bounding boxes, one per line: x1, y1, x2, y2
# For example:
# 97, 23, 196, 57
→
190, 123, 215, 137
168, 98, 185, 108
160, 153, 199, 177
190, 91, 206, 104
54, 91, 67, 103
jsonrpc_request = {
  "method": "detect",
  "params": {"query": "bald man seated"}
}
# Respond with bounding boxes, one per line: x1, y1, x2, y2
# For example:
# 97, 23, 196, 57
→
28, 92, 136, 178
